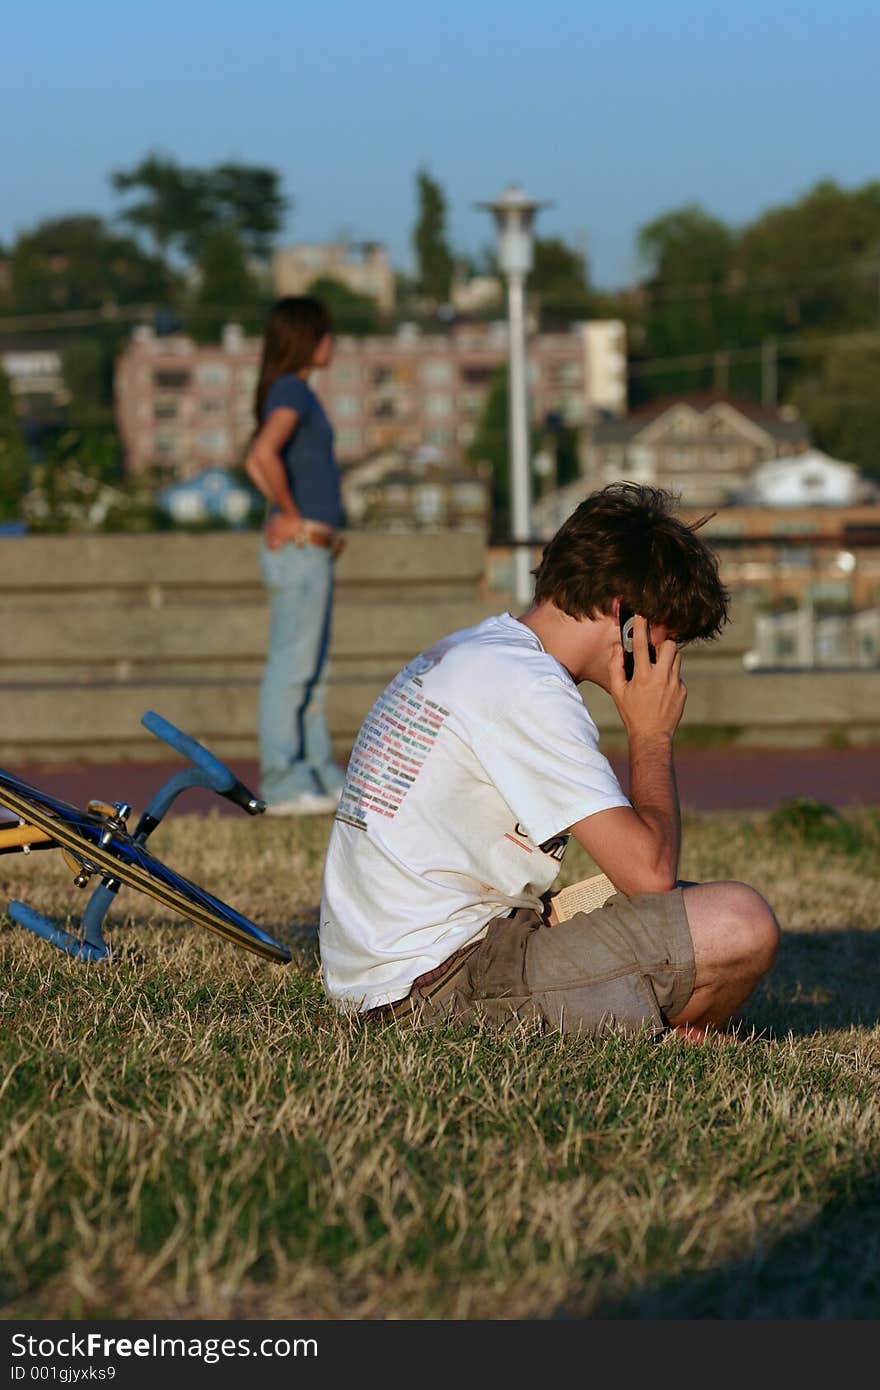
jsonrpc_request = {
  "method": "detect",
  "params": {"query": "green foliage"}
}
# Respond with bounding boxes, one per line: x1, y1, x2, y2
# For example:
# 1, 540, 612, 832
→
638, 205, 735, 287
204, 162, 289, 262
788, 339, 880, 479
60, 335, 121, 428
111, 153, 289, 264
735, 179, 880, 335
305, 276, 381, 335
468, 367, 510, 535
189, 229, 262, 343
0, 367, 28, 522
633, 205, 744, 399
530, 236, 595, 327
9, 215, 172, 315
767, 797, 865, 855
468, 368, 560, 537
629, 179, 880, 412
21, 429, 162, 533
413, 168, 454, 304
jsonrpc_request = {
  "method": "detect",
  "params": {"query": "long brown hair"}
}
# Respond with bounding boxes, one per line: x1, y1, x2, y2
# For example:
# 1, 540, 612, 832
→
254, 296, 332, 426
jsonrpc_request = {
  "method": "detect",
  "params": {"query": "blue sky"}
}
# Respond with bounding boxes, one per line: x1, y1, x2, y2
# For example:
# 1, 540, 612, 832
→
4, 0, 879, 288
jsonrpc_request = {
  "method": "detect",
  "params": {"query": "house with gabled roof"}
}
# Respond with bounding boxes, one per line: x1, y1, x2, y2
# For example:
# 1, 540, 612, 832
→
581, 393, 810, 507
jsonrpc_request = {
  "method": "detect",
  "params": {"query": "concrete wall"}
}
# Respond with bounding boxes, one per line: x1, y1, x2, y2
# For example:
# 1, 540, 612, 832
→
1, 532, 498, 762
2, 532, 879, 764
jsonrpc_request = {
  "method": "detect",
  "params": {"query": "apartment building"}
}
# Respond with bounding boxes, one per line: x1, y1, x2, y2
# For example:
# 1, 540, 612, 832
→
114, 323, 257, 479
114, 318, 627, 477
273, 242, 396, 314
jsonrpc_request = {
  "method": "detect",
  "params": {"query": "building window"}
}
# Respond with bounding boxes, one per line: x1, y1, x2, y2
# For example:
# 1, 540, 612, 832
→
427, 427, 452, 448
200, 398, 225, 415
422, 361, 453, 385
563, 393, 585, 423
336, 427, 363, 453
426, 394, 452, 418
334, 395, 361, 419
154, 430, 180, 457
155, 401, 178, 421
154, 370, 190, 390
196, 363, 230, 387
333, 362, 360, 386
414, 484, 446, 524
198, 429, 230, 454
460, 365, 493, 386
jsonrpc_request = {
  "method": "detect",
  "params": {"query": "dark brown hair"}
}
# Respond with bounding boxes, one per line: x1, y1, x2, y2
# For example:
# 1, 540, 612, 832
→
254, 295, 332, 426
532, 482, 730, 643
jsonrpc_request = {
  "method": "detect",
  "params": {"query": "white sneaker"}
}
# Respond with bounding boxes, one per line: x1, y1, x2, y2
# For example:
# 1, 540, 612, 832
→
264, 791, 340, 817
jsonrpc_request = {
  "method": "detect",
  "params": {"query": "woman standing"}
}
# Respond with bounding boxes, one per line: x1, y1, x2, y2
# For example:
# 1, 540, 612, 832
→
245, 296, 346, 815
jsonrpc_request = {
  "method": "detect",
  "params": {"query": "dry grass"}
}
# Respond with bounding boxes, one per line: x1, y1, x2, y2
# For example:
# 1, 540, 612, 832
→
2, 802, 880, 1320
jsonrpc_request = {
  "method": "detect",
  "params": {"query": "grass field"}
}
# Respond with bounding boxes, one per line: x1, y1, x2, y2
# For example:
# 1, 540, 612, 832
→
2, 801, 880, 1320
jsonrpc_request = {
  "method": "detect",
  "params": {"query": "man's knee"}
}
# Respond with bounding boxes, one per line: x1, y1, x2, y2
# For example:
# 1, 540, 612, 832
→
728, 883, 779, 975
684, 880, 780, 978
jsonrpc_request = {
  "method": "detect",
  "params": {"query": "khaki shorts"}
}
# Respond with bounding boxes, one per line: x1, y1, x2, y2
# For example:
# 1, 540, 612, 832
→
366, 888, 695, 1038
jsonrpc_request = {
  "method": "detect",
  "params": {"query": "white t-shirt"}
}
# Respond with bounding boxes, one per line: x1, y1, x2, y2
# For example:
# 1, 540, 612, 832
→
319, 613, 630, 1010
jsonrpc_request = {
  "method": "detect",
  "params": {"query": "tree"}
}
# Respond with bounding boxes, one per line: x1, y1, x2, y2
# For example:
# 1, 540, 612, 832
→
111, 154, 289, 265
9, 216, 172, 315
305, 276, 380, 335
638, 205, 734, 288
788, 340, 880, 482
190, 229, 262, 341
111, 154, 212, 261
468, 368, 510, 535
205, 163, 288, 261
413, 169, 454, 304
628, 182, 880, 405
61, 337, 119, 428
734, 179, 880, 335
529, 236, 595, 326
0, 367, 28, 522
631, 204, 746, 401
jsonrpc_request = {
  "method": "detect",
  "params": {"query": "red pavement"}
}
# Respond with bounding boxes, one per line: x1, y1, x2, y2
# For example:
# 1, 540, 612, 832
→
3, 746, 879, 816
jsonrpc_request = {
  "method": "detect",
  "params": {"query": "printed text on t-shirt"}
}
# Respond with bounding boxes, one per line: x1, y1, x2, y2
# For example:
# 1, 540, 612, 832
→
336, 672, 450, 829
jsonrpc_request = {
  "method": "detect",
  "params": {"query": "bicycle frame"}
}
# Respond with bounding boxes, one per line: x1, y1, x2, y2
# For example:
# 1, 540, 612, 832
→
0, 711, 288, 964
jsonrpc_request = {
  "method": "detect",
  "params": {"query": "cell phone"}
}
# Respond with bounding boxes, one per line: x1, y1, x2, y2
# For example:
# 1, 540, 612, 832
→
619, 606, 656, 681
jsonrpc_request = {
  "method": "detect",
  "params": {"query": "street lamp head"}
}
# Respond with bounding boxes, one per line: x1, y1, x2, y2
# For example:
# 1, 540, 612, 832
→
475, 183, 552, 277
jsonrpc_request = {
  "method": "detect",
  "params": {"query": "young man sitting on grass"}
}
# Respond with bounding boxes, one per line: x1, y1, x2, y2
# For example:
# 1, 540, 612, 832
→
319, 483, 779, 1041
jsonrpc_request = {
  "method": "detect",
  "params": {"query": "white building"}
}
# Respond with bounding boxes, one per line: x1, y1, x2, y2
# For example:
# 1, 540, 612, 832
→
743, 449, 872, 507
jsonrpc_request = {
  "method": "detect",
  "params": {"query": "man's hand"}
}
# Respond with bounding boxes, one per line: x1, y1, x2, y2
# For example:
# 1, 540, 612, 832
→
608, 615, 686, 743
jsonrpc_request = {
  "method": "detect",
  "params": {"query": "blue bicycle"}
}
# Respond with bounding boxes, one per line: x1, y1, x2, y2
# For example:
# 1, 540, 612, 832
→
0, 712, 291, 965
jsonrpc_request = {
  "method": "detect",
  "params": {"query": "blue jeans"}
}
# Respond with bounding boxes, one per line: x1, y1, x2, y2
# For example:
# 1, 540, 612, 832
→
258, 542, 344, 803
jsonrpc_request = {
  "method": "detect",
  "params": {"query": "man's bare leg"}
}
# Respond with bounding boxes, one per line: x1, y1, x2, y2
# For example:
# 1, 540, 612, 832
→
666, 882, 780, 1041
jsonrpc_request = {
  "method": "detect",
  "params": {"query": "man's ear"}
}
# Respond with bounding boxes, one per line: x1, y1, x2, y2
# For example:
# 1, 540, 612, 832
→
611, 596, 622, 620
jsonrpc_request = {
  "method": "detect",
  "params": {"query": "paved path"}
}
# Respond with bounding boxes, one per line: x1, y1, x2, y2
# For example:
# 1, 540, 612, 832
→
3, 747, 879, 816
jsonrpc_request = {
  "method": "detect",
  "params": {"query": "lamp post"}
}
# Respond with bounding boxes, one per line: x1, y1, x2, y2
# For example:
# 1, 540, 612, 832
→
477, 184, 551, 606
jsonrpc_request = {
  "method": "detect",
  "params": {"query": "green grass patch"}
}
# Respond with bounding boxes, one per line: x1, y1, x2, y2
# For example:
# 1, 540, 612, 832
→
2, 806, 880, 1319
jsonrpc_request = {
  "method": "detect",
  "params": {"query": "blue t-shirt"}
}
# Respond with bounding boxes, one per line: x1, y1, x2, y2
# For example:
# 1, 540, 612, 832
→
263, 374, 344, 529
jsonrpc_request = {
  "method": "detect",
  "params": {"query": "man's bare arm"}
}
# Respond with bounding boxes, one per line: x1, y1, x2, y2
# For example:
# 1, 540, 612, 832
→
570, 615, 685, 895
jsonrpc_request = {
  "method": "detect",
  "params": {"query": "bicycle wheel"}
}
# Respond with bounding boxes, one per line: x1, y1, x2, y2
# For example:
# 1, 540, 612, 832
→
0, 769, 291, 964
